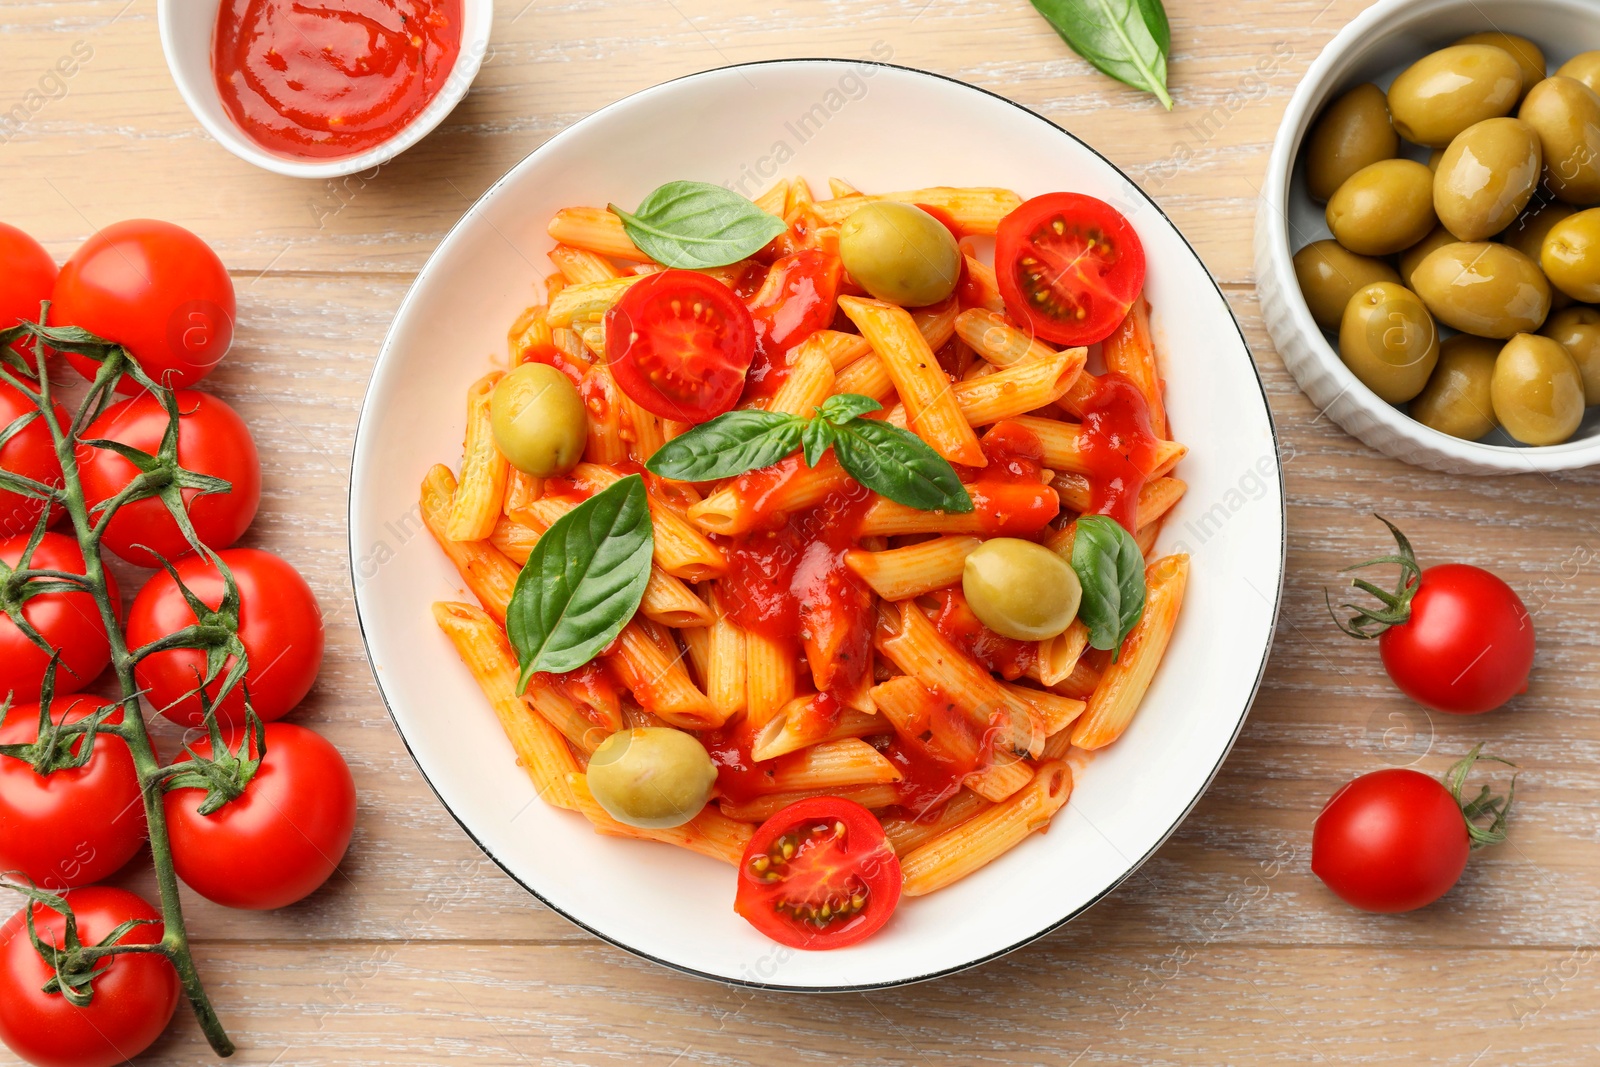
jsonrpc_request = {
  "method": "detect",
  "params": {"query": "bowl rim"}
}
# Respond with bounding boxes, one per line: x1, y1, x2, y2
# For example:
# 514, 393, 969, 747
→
347, 57, 1287, 991
155, 0, 492, 180
1257, 0, 1600, 474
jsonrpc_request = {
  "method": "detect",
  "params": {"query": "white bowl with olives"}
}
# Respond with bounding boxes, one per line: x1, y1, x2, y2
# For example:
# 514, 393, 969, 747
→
1257, 0, 1600, 474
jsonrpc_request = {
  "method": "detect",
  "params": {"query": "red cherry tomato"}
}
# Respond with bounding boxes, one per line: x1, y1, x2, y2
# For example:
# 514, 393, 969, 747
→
0, 533, 117, 703
1380, 564, 1534, 714
77, 390, 260, 568
0, 887, 179, 1067
0, 698, 146, 890
0, 382, 68, 537
127, 548, 324, 727
734, 797, 901, 949
604, 270, 756, 422
1334, 519, 1535, 714
1312, 768, 1471, 912
164, 722, 356, 910
995, 192, 1146, 347
51, 219, 235, 394
0, 223, 57, 356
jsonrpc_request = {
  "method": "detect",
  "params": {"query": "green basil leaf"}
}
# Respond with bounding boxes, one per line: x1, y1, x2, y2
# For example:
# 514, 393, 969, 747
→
831, 420, 973, 513
801, 418, 836, 469
506, 475, 654, 686
818, 392, 882, 425
644, 410, 803, 482
609, 181, 789, 269
1070, 515, 1147, 659
1030, 0, 1174, 110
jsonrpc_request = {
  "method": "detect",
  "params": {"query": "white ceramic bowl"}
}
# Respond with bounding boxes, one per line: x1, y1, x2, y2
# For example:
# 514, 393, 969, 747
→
351, 60, 1286, 990
157, 0, 492, 179
1257, 0, 1600, 475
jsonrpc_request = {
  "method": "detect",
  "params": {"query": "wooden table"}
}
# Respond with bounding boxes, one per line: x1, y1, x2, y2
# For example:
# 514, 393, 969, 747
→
7, 1, 1600, 1062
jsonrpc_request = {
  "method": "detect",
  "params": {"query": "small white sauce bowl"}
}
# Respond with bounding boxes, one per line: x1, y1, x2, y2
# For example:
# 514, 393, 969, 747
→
157, 0, 492, 180
1256, 0, 1600, 475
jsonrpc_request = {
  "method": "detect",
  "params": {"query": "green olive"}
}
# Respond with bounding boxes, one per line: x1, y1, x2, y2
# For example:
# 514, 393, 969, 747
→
1518, 76, 1600, 204
1541, 207, 1600, 302
1387, 45, 1523, 148
838, 202, 961, 307
1539, 305, 1600, 403
1305, 83, 1400, 202
1411, 241, 1551, 337
1409, 335, 1500, 440
1490, 332, 1585, 444
1433, 118, 1543, 240
1398, 226, 1461, 290
1454, 32, 1547, 101
1293, 240, 1402, 330
1502, 198, 1576, 309
489, 363, 588, 477
1325, 159, 1438, 256
1338, 281, 1440, 403
1427, 148, 1446, 172
961, 538, 1082, 642
585, 728, 716, 829
1556, 51, 1600, 95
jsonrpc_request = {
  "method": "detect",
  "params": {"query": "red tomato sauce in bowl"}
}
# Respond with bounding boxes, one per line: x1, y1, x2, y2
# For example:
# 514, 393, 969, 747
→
212, 0, 463, 160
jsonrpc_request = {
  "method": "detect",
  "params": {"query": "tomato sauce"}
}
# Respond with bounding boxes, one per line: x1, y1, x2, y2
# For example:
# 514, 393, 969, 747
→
954, 421, 1060, 538
742, 250, 842, 401
1078, 372, 1159, 533
720, 466, 875, 695
212, 0, 462, 160
538, 660, 622, 728
871, 685, 997, 813
930, 588, 1037, 680
702, 722, 774, 805
520, 342, 586, 388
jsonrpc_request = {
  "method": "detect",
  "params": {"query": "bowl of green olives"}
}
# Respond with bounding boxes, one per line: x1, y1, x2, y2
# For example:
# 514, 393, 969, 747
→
1258, 0, 1600, 473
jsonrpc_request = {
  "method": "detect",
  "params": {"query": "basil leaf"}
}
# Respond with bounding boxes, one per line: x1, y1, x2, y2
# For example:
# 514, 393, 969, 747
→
1070, 515, 1147, 659
644, 410, 803, 482
831, 420, 973, 513
506, 475, 654, 686
609, 181, 789, 269
801, 418, 835, 469
818, 393, 882, 425
1030, 0, 1174, 110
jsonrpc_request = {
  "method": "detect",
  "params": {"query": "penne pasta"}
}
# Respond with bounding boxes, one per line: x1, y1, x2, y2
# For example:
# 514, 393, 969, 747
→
811, 187, 1023, 234
1008, 416, 1187, 479
881, 345, 1087, 430
688, 454, 855, 536
1036, 618, 1091, 688
606, 622, 721, 730
765, 346, 836, 418
1052, 474, 1187, 531
718, 784, 901, 824
761, 738, 901, 793
508, 302, 554, 361
840, 295, 985, 466
882, 789, 989, 855
547, 275, 644, 328
572, 463, 727, 579
549, 244, 622, 284
705, 586, 748, 721
746, 630, 799, 729
1071, 554, 1189, 749
1102, 295, 1167, 438
900, 761, 1073, 896
844, 535, 980, 600
433, 602, 580, 810
955, 309, 1100, 416
547, 206, 650, 261
445, 372, 510, 541
856, 481, 1060, 537
751, 696, 887, 762
959, 253, 1005, 312
422, 466, 520, 622
755, 179, 789, 217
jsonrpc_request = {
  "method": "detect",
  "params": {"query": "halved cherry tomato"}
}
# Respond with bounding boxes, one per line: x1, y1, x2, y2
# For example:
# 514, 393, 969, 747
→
995, 192, 1145, 347
604, 270, 756, 423
734, 797, 901, 949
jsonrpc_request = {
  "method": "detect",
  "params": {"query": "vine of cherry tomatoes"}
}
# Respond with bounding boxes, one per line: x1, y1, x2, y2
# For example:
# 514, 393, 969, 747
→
0, 219, 355, 1067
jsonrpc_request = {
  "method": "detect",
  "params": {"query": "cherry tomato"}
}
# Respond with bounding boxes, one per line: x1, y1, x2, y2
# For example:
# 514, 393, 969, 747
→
51, 219, 235, 394
0, 887, 179, 1067
0, 223, 57, 355
1312, 768, 1471, 912
0, 382, 68, 537
128, 548, 324, 727
734, 797, 901, 949
77, 390, 260, 568
995, 192, 1146, 347
1334, 518, 1535, 714
164, 722, 356, 910
604, 270, 756, 422
0, 533, 117, 703
0, 699, 146, 890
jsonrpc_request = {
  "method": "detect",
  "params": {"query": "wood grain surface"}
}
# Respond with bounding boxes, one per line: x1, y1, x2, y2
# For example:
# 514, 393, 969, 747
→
5, 1, 1600, 1063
